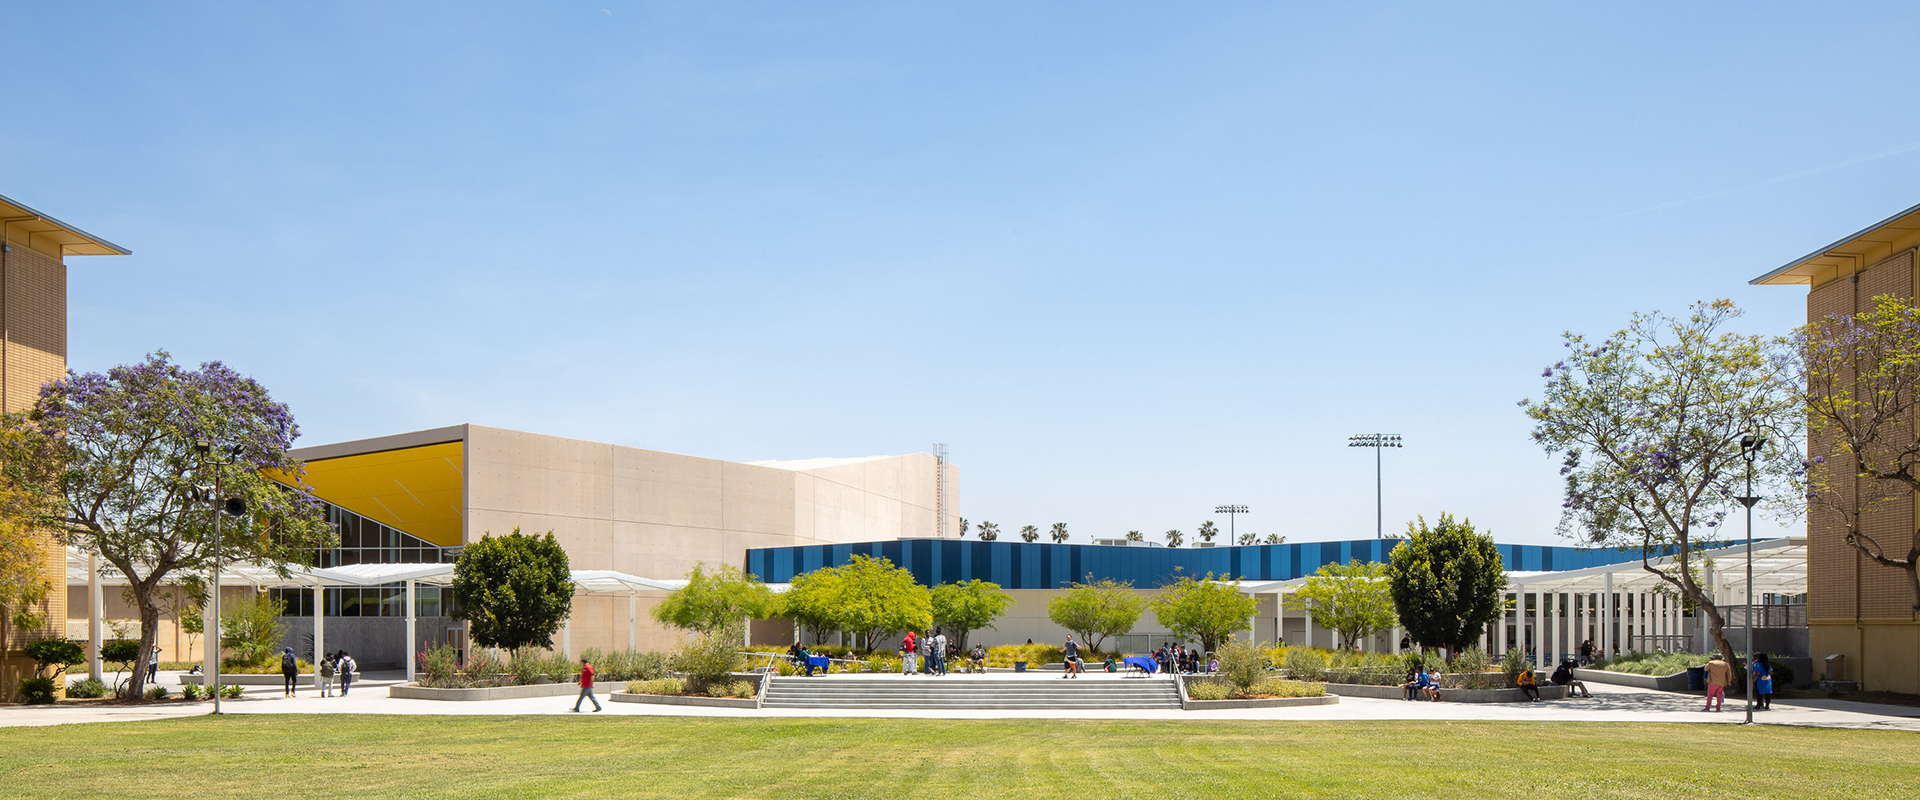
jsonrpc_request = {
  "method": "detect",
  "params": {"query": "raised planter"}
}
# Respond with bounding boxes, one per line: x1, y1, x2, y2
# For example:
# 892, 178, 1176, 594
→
178, 673, 356, 686
1183, 695, 1339, 710
611, 692, 758, 709
1573, 668, 1689, 692
1325, 682, 1568, 703
388, 681, 628, 701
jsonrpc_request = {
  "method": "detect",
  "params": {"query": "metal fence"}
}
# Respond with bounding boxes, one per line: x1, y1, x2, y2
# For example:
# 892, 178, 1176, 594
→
1721, 604, 1807, 629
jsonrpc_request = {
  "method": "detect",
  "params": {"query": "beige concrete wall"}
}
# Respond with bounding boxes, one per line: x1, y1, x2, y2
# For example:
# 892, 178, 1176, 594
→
460, 426, 958, 652
1811, 621, 1920, 694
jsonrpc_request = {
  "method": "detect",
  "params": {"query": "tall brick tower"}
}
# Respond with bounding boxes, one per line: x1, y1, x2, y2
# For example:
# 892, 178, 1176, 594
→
0, 194, 127, 695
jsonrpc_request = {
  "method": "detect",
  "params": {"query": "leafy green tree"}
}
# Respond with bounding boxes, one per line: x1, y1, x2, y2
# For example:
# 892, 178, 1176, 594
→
1164, 529, 1183, 548
930, 579, 1013, 652
0, 421, 56, 657
451, 528, 573, 653
0, 352, 331, 700
1525, 300, 1802, 660
781, 568, 843, 644
1799, 294, 1920, 612
1263, 533, 1283, 545
1049, 522, 1069, 543
1295, 559, 1397, 650
23, 639, 84, 680
1047, 579, 1146, 652
826, 554, 930, 651
101, 639, 140, 695
1237, 533, 1256, 546
1197, 520, 1218, 544
651, 563, 779, 633
1019, 525, 1039, 543
220, 592, 288, 668
1125, 530, 1143, 542
1150, 572, 1257, 652
976, 521, 999, 541
957, 518, 969, 539
1386, 514, 1505, 653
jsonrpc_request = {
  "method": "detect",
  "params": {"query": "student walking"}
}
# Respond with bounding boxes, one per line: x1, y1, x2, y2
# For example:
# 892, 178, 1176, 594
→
319, 651, 336, 697
572, 657, 602, 712
1061, 635, 1083, 678
1703, 653, 1732, 711
901, 631, 918, 676
281, 647, 300, 696
338, 652, 356, 696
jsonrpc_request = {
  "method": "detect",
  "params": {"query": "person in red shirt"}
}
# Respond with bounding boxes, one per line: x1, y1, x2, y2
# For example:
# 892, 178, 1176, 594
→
572, 657, 602, 712
901, 631, 918, 676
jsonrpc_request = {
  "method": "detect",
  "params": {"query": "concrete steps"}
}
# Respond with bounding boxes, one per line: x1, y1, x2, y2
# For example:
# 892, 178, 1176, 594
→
762, 677, 1182, 710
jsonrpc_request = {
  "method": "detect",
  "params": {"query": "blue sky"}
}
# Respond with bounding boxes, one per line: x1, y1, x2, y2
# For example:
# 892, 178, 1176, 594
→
4, 2, 1905, 545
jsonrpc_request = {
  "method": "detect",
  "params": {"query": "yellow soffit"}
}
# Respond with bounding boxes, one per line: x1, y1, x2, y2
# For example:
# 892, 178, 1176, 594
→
277, 441, 465, 547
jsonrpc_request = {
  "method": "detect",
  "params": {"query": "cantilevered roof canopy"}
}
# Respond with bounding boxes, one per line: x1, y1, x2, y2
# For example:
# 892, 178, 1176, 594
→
65, 548, 789, 594
1751, 201, 1920, 286
0, 193, 130, 256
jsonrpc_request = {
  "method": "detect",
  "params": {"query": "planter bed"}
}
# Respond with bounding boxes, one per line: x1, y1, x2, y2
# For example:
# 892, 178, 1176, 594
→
1325, 683, 1569, 703
387, 681, 628, 701
611, 692, 758, 709
1572, 668, 1689, 692
178, 673, 357, 686
1183, 695, 1340, 710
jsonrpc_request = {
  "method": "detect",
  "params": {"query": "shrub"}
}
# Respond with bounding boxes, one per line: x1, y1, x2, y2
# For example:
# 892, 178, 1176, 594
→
418, 644, 459, 688
1214, 641, 1267, 695
68, 677, 108, 698
1590, 651, 1706, 676
543, 651, 575, 683
219, 684, 243, 699
220, 593, 289, 668
1501, 647, 1532, 687
508, 649, 545, 686
25, 639, 85, 678
146, 685, 170, 700
730, 680, 757, 699
19, 677, 56, 704
671, 624, 745, 692
179, 683, 201, 701
634, 651, 671, 681
1449, 646, 1499, 689
1283, 647, 1328, 681
626, 677, 686, 695
465, 650, 507, 688
1251, 677, 1326, 698
1187, 680, 1232, 701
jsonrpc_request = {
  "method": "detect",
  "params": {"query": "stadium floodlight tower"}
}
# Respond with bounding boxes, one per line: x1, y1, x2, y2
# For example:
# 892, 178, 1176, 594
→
1348, 434, 1402, 539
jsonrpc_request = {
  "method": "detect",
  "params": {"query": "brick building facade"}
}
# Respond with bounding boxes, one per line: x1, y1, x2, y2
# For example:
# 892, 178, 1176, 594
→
0, 194, 126, 700
1754, 205, 1920, 694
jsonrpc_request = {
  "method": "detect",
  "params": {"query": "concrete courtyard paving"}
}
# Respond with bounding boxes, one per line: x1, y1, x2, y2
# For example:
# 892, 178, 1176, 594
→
4, 669, 1916, 731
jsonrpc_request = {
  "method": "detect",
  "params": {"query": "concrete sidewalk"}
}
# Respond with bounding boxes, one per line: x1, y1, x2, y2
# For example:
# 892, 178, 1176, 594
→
4, 672, 1916, 731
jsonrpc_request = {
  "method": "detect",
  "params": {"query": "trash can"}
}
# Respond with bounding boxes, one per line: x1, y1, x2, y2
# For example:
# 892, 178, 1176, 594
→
1686, 666, 1706, 691
1014, 661, 1027, 673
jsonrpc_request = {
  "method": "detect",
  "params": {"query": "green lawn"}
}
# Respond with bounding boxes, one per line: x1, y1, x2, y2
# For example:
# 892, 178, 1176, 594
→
1, 717, 1913, 799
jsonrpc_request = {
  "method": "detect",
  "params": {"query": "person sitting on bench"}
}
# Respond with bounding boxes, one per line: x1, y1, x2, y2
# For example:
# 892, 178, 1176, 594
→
1517, 667, 1541, 702
1550, 659, 1591, 698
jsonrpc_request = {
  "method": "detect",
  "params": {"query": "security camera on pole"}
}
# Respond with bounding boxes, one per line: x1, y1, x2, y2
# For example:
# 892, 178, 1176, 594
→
1735, 433, 1764, 726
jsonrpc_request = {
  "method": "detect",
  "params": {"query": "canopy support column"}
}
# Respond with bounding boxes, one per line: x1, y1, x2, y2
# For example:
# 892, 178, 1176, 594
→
88, 554, 102, 681
312, 585, 326, 691
628, 593, 637, 652
405, 579, 417, 685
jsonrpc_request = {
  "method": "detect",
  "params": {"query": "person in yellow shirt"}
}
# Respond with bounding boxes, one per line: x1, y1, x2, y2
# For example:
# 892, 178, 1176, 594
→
1517, 666, 1540, 702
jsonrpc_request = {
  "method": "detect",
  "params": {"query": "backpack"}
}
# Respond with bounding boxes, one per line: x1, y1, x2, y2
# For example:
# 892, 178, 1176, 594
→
282, 652, 297, 672
320, 658, 335, 678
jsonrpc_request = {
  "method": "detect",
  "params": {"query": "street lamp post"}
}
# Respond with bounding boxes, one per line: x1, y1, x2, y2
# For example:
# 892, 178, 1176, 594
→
1735, 433, 1764, 726
1214, 505, 1248, 547
1348, 434, 1402, 539
195, 443, 246, 714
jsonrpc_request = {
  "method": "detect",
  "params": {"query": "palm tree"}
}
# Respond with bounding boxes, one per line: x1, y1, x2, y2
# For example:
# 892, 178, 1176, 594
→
1125, 530, 1144, 542
958, 518, 970, 539
1197, 520, 1219, 543
1164, 529, 1183, 548
1263, 533, 1284, 545
1050, 522, 1069, 543
977, 521, 999, 541
1019, 525, 1039, 543
1238, 533, 1256, 546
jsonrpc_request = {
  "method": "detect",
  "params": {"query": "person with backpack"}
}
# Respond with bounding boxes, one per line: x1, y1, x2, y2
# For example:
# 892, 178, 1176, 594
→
281, 647, 300, 696
319, 650, 336, 697
1549, 659, 1591, 698
338, 651, 356, 696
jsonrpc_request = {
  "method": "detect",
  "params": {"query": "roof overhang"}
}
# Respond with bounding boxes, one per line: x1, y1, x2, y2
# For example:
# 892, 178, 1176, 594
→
0, 193, 130, 256
273, 430, 469, 548
1751, 201, 1920, 286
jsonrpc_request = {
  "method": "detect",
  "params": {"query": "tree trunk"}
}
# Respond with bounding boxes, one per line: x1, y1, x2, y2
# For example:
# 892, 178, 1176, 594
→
132, 583, 162, 701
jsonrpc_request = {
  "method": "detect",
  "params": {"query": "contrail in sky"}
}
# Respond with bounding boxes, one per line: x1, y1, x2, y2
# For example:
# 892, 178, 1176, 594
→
1598, 139, 1920, 222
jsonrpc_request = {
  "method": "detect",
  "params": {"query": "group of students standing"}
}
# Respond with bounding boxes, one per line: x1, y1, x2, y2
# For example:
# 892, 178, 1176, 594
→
897, 630, 987, 675
1151, 644, 1211, 675
281, 648, 356, 697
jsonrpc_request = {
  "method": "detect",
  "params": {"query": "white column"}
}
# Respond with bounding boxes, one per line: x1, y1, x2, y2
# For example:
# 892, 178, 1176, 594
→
1303, 604, 1316, 650
405, 579, 417, 684
201, 574, 217, 684
1602, 573, 1613, 657
88, 554, 103, 682
1549, 591, 1560, 665
1533, 591, 1546, 670
1275, 590, 1287, 646
562, 616, 572, 658
312, 585, 326, 690
628, 593, 637, 652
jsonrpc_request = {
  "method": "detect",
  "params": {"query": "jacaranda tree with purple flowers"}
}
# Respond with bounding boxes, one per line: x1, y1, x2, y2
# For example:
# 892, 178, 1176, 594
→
0, 352, 331, 700
1522, 300, 1802, 662
1799, 293, 1920, 613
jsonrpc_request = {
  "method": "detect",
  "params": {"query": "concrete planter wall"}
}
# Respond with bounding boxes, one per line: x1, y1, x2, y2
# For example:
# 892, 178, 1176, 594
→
178, 673, 358, 686
611, 693, 758, 709
1325, 682, 1568, 703
1573, 668, 1689, 691
387, 680, 629, 701
1183, 695, 1339, 710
